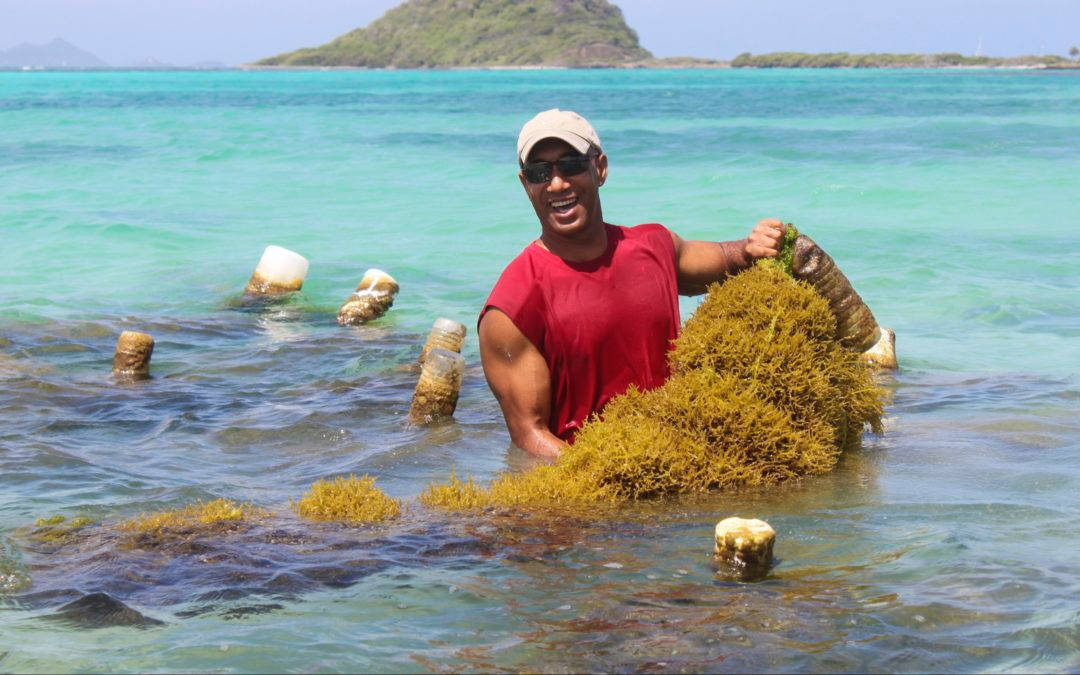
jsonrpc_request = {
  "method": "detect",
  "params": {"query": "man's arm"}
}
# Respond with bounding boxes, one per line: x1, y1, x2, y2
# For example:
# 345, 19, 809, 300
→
478, 308, 566, 459
672, 218, 786, 295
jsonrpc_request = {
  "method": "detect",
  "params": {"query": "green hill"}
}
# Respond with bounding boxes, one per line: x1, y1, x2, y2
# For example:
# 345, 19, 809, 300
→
256, 0, 651, 68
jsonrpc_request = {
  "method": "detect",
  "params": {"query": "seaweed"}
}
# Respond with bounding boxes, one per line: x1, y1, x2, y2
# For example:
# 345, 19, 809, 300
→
23, 514, 97, 545
118, 499, 263, 536
758, 223, 799, 275
294, 475, 401, 524
418, 472, 489, 510
422, 259, 885, 511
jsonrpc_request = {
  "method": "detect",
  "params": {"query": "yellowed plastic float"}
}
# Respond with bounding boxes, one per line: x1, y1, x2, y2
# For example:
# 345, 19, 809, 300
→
244, 245, 310, 296
790, 233, 898, 369
337, 268, 399, 325
111, 331, 154, 379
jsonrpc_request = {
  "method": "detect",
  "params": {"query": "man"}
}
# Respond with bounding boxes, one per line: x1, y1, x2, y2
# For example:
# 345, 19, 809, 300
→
479, 109, 784, 459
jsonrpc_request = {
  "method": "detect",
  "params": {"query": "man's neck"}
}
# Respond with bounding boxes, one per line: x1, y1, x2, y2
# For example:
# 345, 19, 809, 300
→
537, 221, 609, 263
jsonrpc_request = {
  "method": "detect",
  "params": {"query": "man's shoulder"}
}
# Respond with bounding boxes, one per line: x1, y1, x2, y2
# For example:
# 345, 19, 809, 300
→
487, 242, 549, 304
493, 241, 545, 282
481, 242, 549, 337
618, 222, 672, 242
623, 222, 668, 234
616, 223, 675, 252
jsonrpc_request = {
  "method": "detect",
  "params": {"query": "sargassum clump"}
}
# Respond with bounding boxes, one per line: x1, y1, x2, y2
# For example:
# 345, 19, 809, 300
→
295, 475, 401, 524
421, 262, 885, 511
22, 514, 96, 545
118, 498, 263, 535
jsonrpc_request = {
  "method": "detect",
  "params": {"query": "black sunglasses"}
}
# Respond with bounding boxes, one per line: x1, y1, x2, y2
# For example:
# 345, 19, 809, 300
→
522, 153, 592, 184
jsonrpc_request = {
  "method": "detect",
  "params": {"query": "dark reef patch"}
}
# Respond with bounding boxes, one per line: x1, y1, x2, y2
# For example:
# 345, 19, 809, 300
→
43, 592, 164, 629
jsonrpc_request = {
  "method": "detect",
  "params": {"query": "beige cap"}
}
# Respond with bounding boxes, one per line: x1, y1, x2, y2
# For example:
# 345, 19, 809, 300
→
517, 109, 602, 164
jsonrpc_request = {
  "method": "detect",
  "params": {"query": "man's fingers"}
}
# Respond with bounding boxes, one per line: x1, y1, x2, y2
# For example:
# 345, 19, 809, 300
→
749, 230, 781, 246
754, 219, 784, 239
750, 244, 779, 258
744, 218, 786, 259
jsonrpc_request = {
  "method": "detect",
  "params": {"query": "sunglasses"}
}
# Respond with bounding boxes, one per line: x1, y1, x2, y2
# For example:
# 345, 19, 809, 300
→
522, 153, 593, 184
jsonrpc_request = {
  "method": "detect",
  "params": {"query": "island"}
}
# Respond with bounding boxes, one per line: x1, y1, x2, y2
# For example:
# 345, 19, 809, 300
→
730, 51, 1079, 69
0, 38, 107, 69
257, 0, 652, 68
254, 0, 1080, 70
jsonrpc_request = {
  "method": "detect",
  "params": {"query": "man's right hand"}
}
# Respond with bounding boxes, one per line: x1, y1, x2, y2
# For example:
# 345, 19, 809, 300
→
744, 218, 786, 260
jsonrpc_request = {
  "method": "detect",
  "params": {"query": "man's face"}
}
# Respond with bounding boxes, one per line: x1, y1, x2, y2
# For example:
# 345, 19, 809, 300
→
519, 138, 608, 241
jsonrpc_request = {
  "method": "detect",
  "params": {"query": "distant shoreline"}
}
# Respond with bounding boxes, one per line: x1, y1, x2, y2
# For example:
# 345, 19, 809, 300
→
243, 61, 1080, 71
5, 64, 1079, 73
246, 51, 1080, 71
4, 57, 1080, 73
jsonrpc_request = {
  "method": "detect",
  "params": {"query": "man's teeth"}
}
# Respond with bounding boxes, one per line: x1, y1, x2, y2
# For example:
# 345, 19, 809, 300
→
551, 197, 577, 208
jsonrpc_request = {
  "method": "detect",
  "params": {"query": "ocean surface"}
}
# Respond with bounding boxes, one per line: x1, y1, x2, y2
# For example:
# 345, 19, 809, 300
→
0, 68, 1077, 672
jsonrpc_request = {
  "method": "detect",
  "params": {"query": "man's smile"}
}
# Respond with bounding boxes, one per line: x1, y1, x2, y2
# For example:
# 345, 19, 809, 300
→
550, 195, 578, 215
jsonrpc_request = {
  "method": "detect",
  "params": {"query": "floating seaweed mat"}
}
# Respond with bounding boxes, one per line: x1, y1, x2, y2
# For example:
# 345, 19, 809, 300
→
117, 498, 267, 544
18, 515, 97, 549
295, 475, 401, 524
26, 479, 402, 555
422, 261, 886, 511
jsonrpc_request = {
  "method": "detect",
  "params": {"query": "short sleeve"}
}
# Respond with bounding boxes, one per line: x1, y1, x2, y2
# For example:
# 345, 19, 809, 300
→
479, 249, 547, 353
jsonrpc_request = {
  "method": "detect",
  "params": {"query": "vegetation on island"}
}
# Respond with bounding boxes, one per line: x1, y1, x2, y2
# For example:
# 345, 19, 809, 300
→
731, 51, 1080, 69
257, 0, 650, 68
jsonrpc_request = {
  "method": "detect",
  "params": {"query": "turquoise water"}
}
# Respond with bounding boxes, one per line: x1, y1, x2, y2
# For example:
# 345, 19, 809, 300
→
1, 69, 1078, 672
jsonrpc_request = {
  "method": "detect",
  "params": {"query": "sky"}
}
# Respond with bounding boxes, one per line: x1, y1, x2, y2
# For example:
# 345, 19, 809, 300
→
2, 0, 1078, 66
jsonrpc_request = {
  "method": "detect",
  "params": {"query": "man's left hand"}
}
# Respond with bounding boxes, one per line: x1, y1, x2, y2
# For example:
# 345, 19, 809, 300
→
745, 218, 786, 260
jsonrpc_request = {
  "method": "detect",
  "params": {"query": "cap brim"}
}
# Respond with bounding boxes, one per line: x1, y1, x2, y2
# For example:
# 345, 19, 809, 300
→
518, 131, 593, 164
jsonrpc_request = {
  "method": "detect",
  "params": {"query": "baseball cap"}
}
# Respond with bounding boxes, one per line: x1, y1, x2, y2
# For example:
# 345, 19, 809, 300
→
517, 109, 602, 165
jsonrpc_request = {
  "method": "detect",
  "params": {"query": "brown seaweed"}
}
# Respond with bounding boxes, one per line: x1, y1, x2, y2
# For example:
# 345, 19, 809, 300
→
422, 262, 886, 511
116, 499, 266, 548
295, 475, 401, 524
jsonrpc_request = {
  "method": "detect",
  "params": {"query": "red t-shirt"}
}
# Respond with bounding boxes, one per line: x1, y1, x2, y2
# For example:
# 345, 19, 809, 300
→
481, 223, 681, 441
